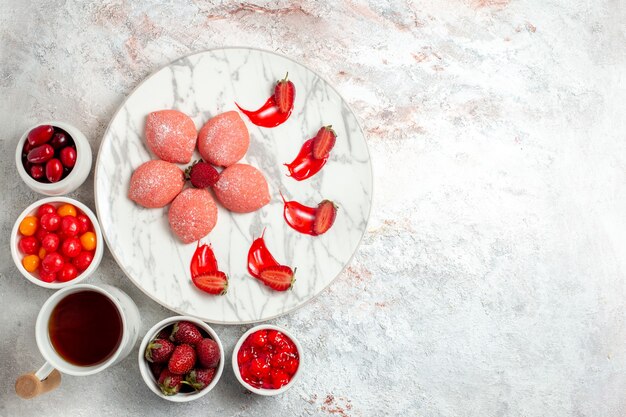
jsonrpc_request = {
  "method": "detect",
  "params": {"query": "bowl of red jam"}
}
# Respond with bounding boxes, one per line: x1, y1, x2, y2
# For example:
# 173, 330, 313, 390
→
232, 325, 302, 395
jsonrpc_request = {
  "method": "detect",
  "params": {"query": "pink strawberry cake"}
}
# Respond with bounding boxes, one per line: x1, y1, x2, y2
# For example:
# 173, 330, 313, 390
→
145, 110, 197, 163
198, 111, 249, 167
128, 160, 185, 208
213, 164, 270, 213
168, 188, 218, 243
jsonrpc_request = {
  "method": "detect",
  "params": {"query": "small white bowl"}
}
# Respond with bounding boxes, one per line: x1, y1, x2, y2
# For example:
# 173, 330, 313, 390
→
16, 121, 92, 196
10, 196, 104, 289
138, 316, 225, 402
232, 324, 303, 396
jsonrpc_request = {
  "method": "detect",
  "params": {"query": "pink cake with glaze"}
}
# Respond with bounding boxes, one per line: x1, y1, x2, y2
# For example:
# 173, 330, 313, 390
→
213, 164, 270, 213
128, 160, 184, 208
145, 110, 197, 163
168, 188, 218, 243
198, 111, 249, 167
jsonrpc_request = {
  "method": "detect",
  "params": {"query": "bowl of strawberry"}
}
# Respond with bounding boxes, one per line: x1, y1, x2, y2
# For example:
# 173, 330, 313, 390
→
16, 121, 92, 196
232, 325, 302, 395
10, 197, 103, 289
139, 317, 224, 402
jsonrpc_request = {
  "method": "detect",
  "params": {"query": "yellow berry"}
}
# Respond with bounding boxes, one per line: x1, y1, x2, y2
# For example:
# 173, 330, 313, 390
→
57, 204, 77, 217
80, 232, 97, 251
19, 216, 38, 236
22, 255, 40, 272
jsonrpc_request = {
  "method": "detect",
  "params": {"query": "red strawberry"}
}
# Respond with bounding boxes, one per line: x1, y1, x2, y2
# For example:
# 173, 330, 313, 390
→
192, 271, 228, 295
157, 327, 171, 339
312, 125, 337, 159
197, 338, 221, 368
313, 200, 337, 235
170, 321, 203, 345
185, 160, 219, 188
145, 338, 175, 363
185, 368, 216, 390
149, 362, 165, 378
168, 344, 196, 375
258, 265, 295, 291
274, 73, 295, 114
158, 369, 184, 396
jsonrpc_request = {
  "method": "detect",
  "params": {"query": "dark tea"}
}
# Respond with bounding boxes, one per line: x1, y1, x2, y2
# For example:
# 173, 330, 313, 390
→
48, 290, 123, 366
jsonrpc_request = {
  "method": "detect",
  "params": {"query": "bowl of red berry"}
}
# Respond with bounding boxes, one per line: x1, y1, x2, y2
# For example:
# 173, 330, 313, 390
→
138, 316, 224, 402
16, 121, 92, 196
232, 325, 302, 396
10, 197, 103, 289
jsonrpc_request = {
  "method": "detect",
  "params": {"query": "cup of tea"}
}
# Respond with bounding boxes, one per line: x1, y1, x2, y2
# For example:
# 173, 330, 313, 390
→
15, 284, 140, 399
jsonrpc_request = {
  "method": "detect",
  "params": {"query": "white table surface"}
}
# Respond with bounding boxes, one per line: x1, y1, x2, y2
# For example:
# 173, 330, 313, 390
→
1, 1, 625, 416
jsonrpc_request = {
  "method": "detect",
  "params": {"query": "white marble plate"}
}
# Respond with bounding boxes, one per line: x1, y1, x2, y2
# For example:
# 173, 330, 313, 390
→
95, 48, 372, 324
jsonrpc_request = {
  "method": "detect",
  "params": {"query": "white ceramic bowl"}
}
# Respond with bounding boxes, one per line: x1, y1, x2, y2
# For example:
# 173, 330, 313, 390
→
138, 316, 224, 402
10, 197, 104, 289
16, 121, 92, 196
232, 324, 303, 396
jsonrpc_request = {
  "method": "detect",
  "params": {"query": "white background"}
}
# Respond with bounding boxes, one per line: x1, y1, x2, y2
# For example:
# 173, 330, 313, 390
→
1, 1, 625, 416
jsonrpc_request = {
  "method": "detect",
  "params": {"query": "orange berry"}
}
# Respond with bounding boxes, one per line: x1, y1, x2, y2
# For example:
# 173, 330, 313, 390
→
80, 232, 97, 251
22, 255, 40, 272
38, 248, 47, 260
57, 204, 77, 217
19, 216, 38, 236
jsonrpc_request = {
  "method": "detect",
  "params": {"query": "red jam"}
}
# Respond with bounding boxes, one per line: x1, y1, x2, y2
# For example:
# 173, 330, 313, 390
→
279, 192, 317, 235
246, 230, 280, 279
237, 329, 299, 390
190, 242, 218, 278
235, 97, 292, 128
284, 138, 328, 181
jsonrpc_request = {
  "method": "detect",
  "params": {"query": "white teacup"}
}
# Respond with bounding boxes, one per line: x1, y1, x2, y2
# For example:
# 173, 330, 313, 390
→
15, 284, 140, 399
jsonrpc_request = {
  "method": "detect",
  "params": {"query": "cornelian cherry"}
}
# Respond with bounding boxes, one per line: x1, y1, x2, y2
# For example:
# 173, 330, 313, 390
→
27, 125, 54, 146
37, 204, 57, 217
40, 213, 61, 232
58, 263, 78, 282
60, 216, 80, 238
42, 252, 64, 273
27, 144, 54, 164
50, 132, 71, 149
39, 269, 57, 283
30, 164, 44, 180
40, 233, 60, 252
60, 146, 77, 168
35, 228, 47, 242
61, 237, 82, 258
72, 251, 93, 271
19, 216, 38, 236
18, 236, 39, 255
76, 214, 91, 234
45, 158, 63, 183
